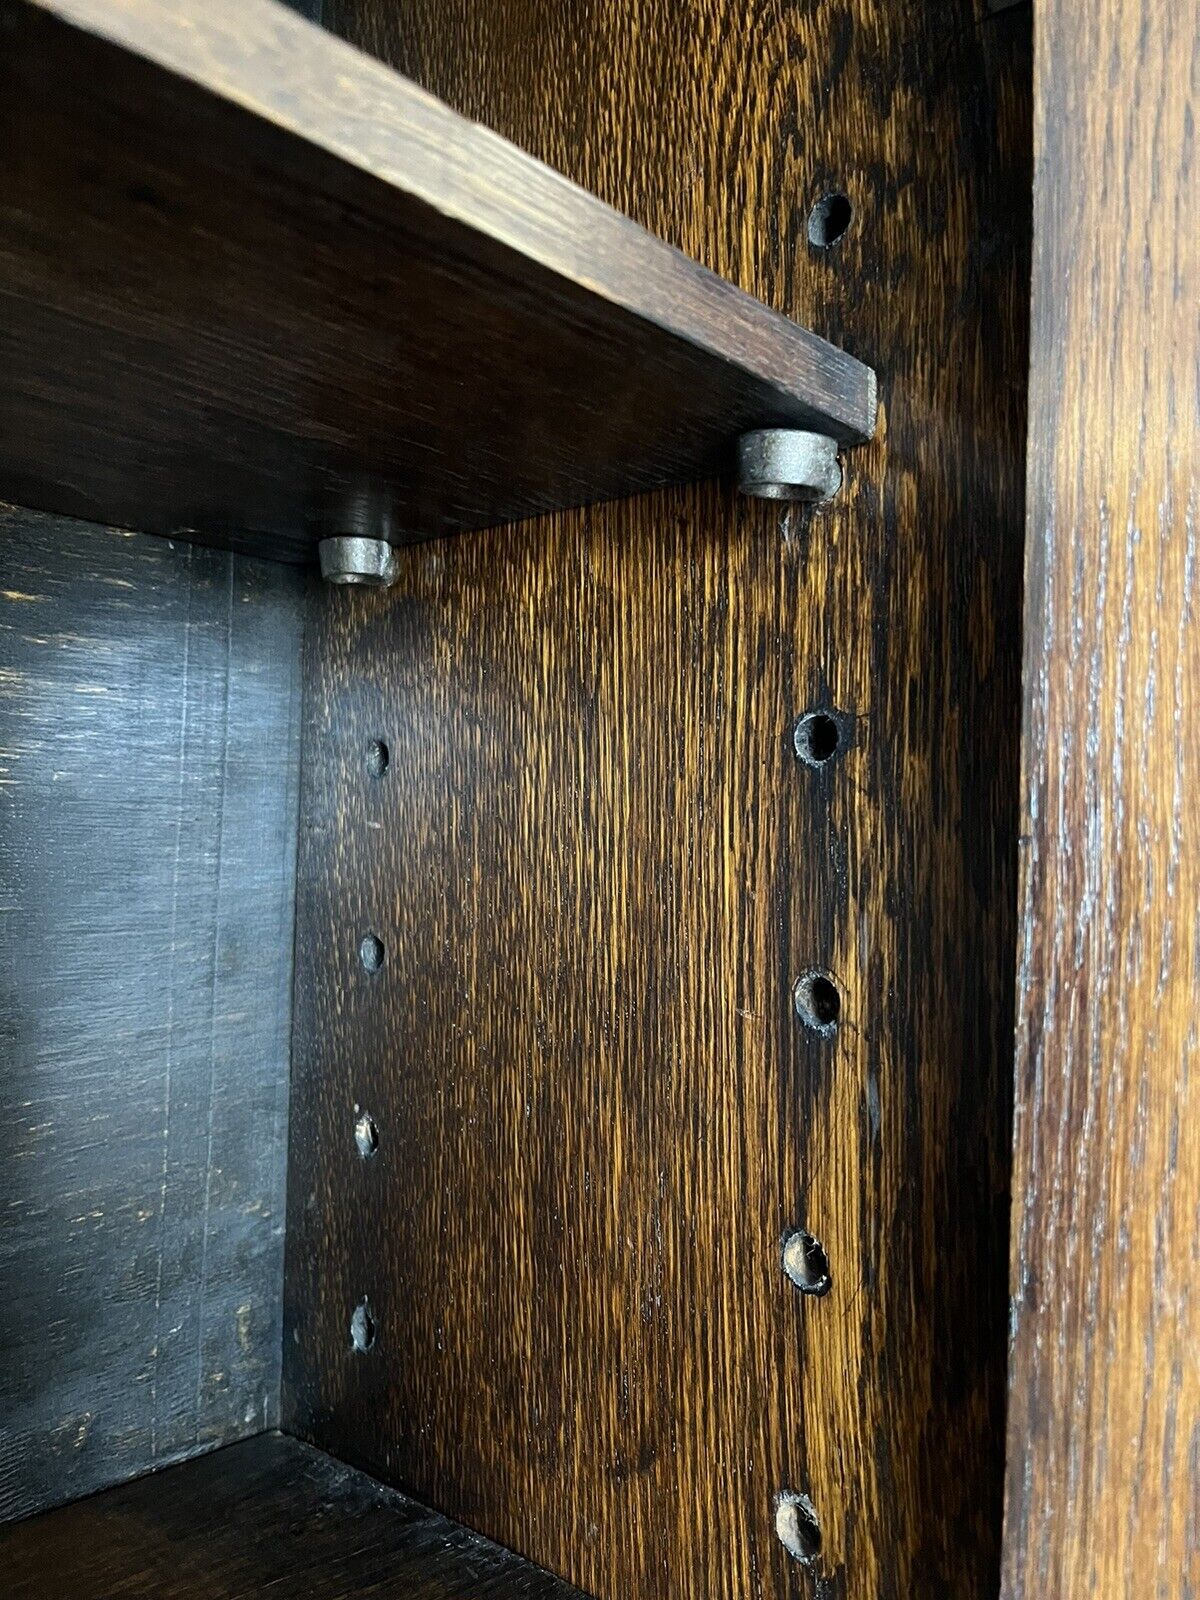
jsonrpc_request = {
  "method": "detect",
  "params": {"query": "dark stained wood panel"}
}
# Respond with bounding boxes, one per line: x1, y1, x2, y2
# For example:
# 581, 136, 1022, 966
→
0, 506, 303, 1521
285, 5, 1032, 1598
0, 0, 874, 566
1002, 0, 1199, 1594
0, 1433, 592, 1598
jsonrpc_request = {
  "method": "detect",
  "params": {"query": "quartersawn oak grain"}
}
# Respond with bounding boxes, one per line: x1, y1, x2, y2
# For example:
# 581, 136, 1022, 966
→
0, 1433, 592, 1598
285, 4, 1032, 1598
1002, 0, 1199, 1594
0, 0, 874, 566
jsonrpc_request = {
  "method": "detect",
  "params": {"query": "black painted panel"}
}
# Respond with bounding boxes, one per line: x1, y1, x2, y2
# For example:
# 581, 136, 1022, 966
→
0, 505, 304, 1520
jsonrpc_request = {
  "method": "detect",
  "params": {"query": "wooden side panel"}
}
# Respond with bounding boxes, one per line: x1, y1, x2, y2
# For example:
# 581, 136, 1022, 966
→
0, 507, 303, 1521
1, 1433, 590, 1599
1003, 2, 1199, 1594
286, 5, 1031, 1598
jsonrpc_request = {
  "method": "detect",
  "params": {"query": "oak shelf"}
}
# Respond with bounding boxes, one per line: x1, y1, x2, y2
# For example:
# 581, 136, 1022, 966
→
0, 1434, 592, 1599
0, 0, 876, 564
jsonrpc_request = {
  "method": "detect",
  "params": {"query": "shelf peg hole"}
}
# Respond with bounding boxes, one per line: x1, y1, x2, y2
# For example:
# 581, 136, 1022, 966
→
350, 1301, 376, 1353
359, 934, 385, 973
781, 1228, 832, 1296
354, 1111, 379, 1159
793, 970, 841, 1035
808, 191, 852, 248
774, 1490, 822, 1565
793, 709, 844, 767
366, 740, 389, 779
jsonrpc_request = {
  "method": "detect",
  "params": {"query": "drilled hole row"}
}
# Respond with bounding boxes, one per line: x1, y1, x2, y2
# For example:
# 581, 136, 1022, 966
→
350, 740, 389, 1355
790, 702, 848, 1053
775, 700, 855, 1570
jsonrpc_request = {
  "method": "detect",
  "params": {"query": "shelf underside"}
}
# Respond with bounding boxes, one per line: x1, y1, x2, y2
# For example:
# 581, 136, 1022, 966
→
0, 0, 876, 564
0, 1433, 590, 1599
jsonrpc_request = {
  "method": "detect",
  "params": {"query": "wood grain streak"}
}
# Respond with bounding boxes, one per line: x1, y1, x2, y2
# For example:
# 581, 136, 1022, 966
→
0, 0, 873, 565
0, 506, 303, 1521
1002, 0, 1200, 1593
0, 1432, 591, 1597
286, 4, 1032, 1597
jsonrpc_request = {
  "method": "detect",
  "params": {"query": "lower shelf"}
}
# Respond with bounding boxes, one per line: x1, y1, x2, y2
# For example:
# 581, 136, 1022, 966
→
0, 1432, 588, 1598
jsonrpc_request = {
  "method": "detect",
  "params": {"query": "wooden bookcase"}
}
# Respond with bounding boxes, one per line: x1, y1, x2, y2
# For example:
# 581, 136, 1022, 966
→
1, 0, 1194, 1596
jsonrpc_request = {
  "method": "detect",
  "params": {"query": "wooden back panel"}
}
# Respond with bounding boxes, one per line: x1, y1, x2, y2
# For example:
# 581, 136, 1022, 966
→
285, 5, 1032, 1596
